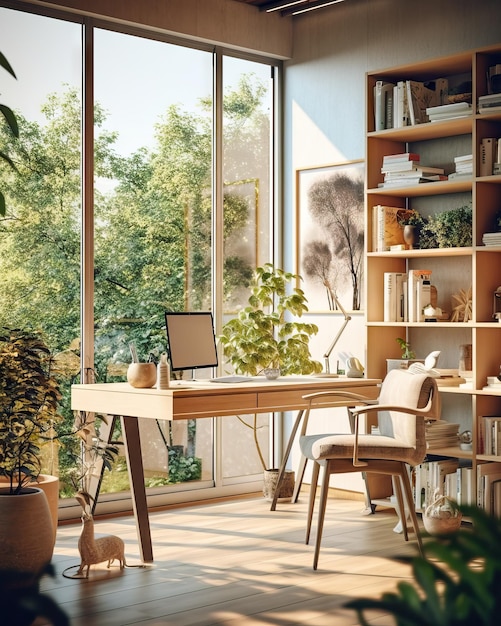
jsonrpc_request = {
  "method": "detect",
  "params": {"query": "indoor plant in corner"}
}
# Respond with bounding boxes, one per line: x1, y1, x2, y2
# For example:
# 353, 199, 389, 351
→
0, 327, 62, 577
219, 264, 322, 500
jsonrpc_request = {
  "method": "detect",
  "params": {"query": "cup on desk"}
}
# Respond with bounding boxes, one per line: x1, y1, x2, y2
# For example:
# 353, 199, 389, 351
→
127, 362, 157, 388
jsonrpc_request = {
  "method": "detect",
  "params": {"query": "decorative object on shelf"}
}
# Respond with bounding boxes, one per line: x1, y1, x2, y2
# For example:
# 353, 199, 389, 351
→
459, 430, 473, 451
396, 337, 415, 359
450, 286, 473, 322
408, 350, 441, 377
346, 356, 364, 378
423, 490, 462, 535
403, 224, 418, 249
458, 343, 472, 375
75, 491, 126, 579
296, 160, 364, 311
398, 209, 425, 250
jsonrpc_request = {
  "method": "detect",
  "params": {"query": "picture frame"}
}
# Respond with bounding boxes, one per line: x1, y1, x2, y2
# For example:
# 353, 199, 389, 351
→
296, 159, 365, 312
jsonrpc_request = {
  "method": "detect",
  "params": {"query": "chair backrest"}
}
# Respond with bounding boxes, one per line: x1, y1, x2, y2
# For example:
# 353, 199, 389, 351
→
377, 369, 440, 464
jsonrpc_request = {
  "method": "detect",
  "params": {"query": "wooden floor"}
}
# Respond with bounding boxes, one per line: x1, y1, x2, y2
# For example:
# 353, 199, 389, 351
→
39, 492, 420, 626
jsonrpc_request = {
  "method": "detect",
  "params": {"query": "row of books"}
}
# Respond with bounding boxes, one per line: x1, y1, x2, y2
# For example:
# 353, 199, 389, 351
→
378, 152, 446, 188
426, 100, 472, 122
479, 137, 501, 176
478, 415, 501, 456
412, 458, 473, 512
374, 78, 448, 130
413, 459, 501, 516
383, 269, 433, 323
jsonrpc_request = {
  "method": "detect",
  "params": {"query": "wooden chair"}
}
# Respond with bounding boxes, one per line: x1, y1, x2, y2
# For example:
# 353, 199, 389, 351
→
299, 369, 440, 570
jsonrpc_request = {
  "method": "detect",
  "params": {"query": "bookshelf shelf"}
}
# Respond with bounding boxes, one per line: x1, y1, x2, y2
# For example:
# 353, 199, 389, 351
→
365, 44, 501, 516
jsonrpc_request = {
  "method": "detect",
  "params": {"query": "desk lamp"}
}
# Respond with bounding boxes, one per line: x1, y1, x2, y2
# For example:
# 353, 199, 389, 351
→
318, 294, 351, 377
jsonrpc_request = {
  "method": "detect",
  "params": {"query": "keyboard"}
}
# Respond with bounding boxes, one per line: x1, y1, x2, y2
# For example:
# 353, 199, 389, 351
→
209, 375, 253, 383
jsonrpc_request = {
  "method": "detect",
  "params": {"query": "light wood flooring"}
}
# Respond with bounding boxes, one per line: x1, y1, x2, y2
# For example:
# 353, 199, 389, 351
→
39, 492, 420, 626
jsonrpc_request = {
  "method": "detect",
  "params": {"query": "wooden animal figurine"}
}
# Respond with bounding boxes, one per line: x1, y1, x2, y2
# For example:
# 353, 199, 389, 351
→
75, 491, 126, 578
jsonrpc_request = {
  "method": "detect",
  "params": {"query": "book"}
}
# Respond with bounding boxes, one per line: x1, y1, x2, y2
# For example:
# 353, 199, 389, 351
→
480, 137, 496, 176
374, 80, 395, 130
478, 105, 501, 114
373, 205, 415, 251
477, 463, 501, 511
382, 152, 420, 163
408, 269, 432, 323
381, 163, 445, 175
378, 176, 446, 188
426, 102, 471, 115
406, 79, 441, 124
384, 272, 405, 322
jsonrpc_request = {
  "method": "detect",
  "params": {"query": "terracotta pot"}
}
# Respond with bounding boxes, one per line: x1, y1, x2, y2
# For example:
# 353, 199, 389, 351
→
0, 487, 54, 575
0, 474, 58, 547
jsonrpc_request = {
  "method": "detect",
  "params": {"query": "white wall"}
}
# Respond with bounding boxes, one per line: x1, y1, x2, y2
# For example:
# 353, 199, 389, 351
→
283, 0, 501, 491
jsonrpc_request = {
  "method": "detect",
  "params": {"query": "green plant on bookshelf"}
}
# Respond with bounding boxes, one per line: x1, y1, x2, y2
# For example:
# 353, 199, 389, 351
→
396, 337, 415, 360
397, 209, 424, 228
420, 204, 472, 249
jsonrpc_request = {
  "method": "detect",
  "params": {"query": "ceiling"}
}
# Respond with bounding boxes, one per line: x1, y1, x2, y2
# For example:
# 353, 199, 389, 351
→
231, 1, 346, 17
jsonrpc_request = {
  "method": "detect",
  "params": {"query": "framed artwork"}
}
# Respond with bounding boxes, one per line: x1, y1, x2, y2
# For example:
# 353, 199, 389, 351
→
296, 159, 365, 312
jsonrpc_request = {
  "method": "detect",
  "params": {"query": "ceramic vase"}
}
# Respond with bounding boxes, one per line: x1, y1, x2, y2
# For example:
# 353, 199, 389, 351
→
0, 487, 54, 575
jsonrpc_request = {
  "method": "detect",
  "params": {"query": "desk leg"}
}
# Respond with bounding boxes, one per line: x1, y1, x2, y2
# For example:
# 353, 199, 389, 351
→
270, 409, 305, 512
121, 415, 154, 563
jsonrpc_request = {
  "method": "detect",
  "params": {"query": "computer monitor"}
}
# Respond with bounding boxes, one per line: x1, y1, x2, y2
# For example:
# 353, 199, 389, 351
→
164, 311, 218, 373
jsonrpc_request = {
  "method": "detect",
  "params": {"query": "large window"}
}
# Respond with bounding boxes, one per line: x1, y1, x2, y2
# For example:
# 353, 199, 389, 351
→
0, 5, 278, 512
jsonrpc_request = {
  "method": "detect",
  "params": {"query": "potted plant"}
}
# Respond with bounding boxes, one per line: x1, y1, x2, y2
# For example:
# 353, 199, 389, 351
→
0, 327, 62, 574
397, 209, 425, 249
219, 264, 322, 499
386, 337, 424, 373
345, 504, 501, 625
219, 263, 323, 378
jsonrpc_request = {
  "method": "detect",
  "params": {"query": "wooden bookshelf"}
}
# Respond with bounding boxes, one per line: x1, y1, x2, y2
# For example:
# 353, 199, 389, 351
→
365, 43, 501, 513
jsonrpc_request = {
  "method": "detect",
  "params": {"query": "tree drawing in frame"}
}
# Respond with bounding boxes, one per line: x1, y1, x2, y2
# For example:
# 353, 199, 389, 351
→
297, 160, 364, 312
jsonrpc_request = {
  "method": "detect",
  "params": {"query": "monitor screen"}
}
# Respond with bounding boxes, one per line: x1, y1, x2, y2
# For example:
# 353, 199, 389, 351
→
164, 311, 218, 373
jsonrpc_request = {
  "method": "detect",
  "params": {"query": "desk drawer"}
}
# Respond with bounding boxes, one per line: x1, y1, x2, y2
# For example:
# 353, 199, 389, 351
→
258, 384, 380, 412
173, 392, 258, 419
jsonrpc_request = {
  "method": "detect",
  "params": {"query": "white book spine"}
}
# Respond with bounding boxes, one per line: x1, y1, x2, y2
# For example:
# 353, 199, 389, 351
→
480, 137, 495, 176
384, 273, 397, 322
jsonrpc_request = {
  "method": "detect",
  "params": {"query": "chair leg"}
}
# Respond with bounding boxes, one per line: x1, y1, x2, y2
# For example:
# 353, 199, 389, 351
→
306, 460, 320, 545
313, 461, 331, 570
391, 474, 409, 541
399, 463, 423, 555
292, 453, 308, 504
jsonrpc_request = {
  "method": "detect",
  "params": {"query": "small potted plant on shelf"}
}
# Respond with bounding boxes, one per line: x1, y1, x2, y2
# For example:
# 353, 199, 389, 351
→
386, 337, 424, 373
0, 327, 63, 576
397, 209, 425, 250
219, 264, 322, 500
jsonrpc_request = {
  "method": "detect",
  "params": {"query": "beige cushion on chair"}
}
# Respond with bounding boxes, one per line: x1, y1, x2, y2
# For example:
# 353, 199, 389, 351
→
307, 370, 437, 467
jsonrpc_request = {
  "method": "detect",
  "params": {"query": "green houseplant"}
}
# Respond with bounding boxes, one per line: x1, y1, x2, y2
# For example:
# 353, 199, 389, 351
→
0, 327, 63, 574
219, 263, 323, 378
346, 504, 501, 626
219, 264, 322, 498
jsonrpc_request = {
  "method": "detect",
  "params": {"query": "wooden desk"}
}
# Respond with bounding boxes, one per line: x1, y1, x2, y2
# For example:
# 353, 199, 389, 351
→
71, 376, 380, 562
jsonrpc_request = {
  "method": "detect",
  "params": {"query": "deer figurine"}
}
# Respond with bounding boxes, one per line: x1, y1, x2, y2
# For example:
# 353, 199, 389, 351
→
75, 491, 126, 578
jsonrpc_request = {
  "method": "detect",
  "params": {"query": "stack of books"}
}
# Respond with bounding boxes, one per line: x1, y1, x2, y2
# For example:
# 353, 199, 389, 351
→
449, 153, 473, 180
425, 420, 460, 449
379, 153, 446, 188
478, 92, 501, 114
482, 232, 501, 246
426, 101, 473, 121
